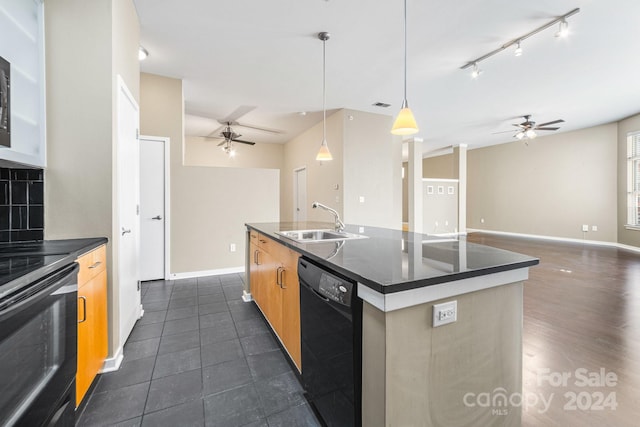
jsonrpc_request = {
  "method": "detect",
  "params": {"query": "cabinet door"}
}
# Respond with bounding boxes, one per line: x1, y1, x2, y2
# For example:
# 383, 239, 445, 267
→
76, 269, 108, 407
280, 248, 301, 371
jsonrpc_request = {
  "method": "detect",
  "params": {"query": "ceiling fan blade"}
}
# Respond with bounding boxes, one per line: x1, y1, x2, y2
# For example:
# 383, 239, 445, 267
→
492, 130, 518, 134
535, 127, 560, 131
536, 119, 564, 127
217, 141, 227, 147
512, 124, 526, 128
232, 139, 256, 145
218, 106, 257, 124
234, 122, 284, 134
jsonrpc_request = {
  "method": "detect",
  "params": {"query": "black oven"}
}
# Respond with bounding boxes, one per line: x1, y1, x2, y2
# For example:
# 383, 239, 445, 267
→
0, 259, 78, 427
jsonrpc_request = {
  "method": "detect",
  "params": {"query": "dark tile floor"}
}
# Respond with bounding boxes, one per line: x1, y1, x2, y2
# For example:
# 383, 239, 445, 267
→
76, 274, 321, 427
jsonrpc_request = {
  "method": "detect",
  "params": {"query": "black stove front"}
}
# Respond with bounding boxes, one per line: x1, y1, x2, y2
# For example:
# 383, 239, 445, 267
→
0, 258, 78, 426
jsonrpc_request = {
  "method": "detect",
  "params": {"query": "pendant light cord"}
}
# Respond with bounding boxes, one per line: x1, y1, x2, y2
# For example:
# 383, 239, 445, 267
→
323, 37, 327, 141
403, 0, 407, 102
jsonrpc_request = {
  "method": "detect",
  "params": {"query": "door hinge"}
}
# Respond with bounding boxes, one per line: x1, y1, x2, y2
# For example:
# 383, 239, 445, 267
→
136, 204, 140, 215
136, 128, 139, 139
137, 280, 141, 291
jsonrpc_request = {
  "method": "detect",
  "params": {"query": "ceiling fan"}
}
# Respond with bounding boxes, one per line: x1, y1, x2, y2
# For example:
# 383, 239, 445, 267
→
494, 115, 565, 141
199, 106, 282, 156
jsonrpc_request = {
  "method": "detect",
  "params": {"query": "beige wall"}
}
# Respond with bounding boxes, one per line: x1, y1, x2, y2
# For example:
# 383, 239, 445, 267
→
617, 112, 640, 247
45, 0, 139, 357
140, 73, 279, 274
185, 136, 283, 169
281, 110, 344, 222
362, 283, 524, 426
281, 109, 401, 229
468, 124, 618, 242
424, 154, 454, 179
343, 109, 402, 229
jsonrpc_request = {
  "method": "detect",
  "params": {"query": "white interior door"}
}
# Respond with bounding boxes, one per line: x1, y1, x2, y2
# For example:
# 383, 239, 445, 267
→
139, 136, 167, 281
116, 76, 141, 345
294, 167, 307, 222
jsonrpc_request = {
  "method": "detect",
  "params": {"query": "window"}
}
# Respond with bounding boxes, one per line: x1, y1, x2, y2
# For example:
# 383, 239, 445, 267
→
628, 132, 640, 227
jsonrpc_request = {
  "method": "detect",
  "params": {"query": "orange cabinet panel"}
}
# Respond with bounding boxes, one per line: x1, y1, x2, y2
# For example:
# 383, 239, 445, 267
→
76, 245, 108, 407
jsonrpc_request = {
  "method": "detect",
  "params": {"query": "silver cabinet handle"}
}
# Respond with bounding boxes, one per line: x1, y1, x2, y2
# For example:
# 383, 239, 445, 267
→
122, 227, 131, 236
276, 267, 287, 289
88, 261, 102, 269
78, 296, 87, 323
152, 215, 162, 220
254, 250, 260, 265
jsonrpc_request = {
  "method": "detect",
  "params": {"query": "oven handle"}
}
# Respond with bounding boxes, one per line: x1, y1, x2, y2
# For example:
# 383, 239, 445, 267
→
0, 263, 79, 318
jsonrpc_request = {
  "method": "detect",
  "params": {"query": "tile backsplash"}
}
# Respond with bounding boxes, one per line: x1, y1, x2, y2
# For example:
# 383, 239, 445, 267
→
0, 168, 44, 242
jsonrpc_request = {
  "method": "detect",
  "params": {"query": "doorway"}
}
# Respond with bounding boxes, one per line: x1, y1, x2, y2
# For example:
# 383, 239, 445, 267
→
139, 136, 170, 281
293, 167, 307, 222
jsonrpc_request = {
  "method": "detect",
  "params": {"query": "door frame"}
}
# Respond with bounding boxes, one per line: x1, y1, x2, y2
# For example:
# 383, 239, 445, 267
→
140, 135, 171, 280
293, 166, 307, 222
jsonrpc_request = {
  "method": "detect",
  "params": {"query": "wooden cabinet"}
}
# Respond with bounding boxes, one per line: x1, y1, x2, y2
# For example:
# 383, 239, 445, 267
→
249, 232, 301, 370
76, 244, 108, 407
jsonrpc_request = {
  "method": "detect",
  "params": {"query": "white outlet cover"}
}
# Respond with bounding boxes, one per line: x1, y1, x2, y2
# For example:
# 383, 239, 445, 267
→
359, 196, 365, 203
433, 300, 457, 327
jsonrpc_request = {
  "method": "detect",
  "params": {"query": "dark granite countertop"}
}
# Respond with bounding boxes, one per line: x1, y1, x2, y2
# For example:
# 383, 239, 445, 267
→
0, 237, 108, 299
246, 222, 539, 294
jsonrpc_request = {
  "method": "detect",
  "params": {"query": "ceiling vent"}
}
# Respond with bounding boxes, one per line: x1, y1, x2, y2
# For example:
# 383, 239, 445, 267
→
373, 102, 391, 108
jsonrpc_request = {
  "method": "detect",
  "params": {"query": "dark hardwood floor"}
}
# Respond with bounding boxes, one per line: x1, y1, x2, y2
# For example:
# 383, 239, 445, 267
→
467, 233, 640, 427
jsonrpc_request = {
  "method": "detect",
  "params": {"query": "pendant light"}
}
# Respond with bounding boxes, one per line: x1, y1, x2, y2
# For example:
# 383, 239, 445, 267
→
316, 32, 333, 161
391, 0, 419, 135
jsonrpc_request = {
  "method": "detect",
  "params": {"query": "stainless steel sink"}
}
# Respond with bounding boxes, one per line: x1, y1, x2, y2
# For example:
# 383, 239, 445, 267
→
275, 229, 368, 243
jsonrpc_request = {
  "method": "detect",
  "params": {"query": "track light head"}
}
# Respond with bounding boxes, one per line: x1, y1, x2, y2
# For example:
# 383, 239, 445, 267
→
471, 63, 482, 79
514, 42, 523, 57
555, 20, 569, 38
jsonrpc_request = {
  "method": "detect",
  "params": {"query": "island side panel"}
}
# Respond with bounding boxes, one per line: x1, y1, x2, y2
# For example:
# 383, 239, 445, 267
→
362, 301, 387, 426
380, 282, 524, 426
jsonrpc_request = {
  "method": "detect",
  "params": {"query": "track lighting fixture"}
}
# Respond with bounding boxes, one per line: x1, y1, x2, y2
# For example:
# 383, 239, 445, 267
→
460, 8, 579, 75
391, 0, 419, 135
514, 41, 523, 57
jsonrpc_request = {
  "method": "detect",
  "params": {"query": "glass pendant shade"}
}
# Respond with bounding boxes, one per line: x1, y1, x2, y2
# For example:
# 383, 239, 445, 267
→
316, 139, 333, 161
391, 100, 419, 135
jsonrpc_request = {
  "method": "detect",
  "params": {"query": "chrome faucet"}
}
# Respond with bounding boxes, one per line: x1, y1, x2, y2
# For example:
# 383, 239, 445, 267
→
312, 201, 345, 232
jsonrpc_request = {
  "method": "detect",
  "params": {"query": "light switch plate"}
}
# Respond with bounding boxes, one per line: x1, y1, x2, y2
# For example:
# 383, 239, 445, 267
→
433, 300, 457, 327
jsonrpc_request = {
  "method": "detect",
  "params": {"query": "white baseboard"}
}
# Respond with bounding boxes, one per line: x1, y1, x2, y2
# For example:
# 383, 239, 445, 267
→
242, 290, 253, 302
467, 228, 640, 254
170, 266, 245, 280
101, 347, 124, 373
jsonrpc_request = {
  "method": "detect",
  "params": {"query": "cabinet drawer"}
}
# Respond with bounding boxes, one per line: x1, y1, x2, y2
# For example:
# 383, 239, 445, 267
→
78, 245, 106, 285
257, 232, 274, 253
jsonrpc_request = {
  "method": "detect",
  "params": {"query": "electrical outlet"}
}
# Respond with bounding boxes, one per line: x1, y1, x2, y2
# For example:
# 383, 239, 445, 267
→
359, 196, 365, 203
481, 218, 485, 224
592, 225, 598, 232
433, 301, 457, 327
582, 224, 589, 232
359, 226, 365, 233
229, 243, 236, 252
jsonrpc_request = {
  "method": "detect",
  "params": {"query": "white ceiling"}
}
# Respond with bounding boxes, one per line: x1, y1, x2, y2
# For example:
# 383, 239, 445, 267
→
134, 0, 640, 152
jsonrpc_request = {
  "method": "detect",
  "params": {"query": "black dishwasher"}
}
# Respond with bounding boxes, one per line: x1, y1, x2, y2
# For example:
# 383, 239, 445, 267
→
298, 257, 362, 427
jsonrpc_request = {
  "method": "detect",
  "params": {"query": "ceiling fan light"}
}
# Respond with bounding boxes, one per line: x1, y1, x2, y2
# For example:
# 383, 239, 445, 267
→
316, 139, 333, 161
526, 129, 537, 139
391, 102, 419, 135
515, 132, 525, 140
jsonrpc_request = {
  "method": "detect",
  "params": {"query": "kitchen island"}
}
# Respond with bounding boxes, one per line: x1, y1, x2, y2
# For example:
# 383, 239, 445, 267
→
246, 222, 538, 427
